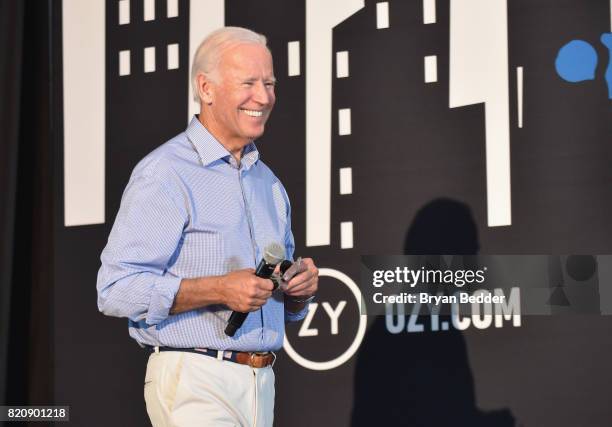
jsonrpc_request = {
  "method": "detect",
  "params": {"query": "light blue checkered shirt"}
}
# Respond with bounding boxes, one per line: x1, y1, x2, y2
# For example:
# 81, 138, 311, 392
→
97, 117, 307, 351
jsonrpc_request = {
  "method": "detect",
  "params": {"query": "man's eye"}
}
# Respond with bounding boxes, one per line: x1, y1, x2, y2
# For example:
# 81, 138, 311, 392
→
243, 82, 254, 87
265, 82, 276, 88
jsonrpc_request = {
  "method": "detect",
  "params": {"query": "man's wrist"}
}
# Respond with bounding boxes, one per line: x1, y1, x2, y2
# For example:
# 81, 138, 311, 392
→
284, 293, 313, 314
286, 294, 315, 304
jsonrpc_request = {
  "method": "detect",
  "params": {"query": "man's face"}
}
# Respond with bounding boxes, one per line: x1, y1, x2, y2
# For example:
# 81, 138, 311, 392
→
207, 43, 276, 147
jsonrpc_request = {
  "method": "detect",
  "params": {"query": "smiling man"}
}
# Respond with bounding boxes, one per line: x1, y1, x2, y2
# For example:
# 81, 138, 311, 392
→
96, 27, 318, 427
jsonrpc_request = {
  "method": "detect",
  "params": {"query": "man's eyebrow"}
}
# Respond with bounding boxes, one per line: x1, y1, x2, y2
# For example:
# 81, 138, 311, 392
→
240, 76, 276, 84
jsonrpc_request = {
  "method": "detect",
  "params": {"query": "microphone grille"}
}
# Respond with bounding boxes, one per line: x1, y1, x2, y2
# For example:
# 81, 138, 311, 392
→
263, 243, 285, 265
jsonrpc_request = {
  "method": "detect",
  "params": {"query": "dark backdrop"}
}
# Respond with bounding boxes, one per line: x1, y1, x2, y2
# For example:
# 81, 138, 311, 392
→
1, 0, 53, 413
2, 0, 612, 426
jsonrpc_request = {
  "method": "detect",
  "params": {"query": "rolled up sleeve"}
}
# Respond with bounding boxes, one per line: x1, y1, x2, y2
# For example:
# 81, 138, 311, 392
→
96, 173, 187, 325
145, 273, 182, 325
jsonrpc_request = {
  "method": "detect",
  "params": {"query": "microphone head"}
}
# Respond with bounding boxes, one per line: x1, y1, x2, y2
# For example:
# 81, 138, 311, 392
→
263, 243, 285, 265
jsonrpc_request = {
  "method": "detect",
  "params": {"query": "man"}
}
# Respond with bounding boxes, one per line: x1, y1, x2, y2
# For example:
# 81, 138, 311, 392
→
96, 27, 318, 426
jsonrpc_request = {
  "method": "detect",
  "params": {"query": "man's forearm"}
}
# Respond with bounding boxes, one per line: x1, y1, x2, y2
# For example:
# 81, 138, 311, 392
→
171, 275, 312, 316
170, 276, 225, 314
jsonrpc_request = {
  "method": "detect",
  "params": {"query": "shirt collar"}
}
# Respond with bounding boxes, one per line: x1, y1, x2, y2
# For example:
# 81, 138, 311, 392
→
185, 116, 260, 170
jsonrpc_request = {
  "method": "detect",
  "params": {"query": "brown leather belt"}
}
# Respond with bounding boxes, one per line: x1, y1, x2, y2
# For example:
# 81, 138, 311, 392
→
233, 351, 276, 368
147, 346, 276, 368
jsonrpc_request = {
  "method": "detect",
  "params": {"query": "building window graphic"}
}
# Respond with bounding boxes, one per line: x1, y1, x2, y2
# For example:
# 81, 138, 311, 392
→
119, 50, 130, 76
62, 0, 213, 226
117, 0, 182, 77
119, 0, 129, 25
105, 0, 189, 223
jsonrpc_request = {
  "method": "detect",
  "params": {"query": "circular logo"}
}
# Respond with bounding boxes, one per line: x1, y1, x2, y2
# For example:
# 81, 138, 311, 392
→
283, 268, 367, 371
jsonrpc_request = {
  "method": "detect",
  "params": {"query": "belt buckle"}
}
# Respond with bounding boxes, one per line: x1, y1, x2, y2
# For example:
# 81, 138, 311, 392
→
248, 352, 275, 368
249, 352, 265, 368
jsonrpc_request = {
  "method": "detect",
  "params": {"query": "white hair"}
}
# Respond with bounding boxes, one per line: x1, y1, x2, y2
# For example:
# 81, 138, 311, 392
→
190, 26, 268, 102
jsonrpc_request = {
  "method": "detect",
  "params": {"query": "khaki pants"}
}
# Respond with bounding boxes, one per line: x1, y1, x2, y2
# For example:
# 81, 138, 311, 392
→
144, 350, 275, 427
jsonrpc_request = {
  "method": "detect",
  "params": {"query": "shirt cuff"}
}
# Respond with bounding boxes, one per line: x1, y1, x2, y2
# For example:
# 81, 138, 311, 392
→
285, 303, 310, 323
145, 274, 182, 325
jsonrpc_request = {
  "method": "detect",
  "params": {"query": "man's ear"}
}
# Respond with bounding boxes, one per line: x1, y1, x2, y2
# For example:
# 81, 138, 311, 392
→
197, 73, 214, 105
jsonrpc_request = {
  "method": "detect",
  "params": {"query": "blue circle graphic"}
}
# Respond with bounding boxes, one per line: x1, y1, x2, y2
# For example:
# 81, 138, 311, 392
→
555, 40, 598, 83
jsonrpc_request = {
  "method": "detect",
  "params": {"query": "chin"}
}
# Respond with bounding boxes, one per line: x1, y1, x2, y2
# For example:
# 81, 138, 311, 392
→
246, 127, 265, 140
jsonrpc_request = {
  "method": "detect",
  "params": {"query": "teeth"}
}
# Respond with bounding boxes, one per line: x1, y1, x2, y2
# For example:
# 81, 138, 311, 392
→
241, 109, 263, 117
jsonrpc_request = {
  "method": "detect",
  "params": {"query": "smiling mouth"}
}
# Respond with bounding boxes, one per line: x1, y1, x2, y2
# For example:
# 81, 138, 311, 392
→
240, 109, 264, 117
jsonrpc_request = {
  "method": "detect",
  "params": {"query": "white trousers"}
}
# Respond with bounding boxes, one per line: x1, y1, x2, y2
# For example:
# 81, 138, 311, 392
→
144, 350, 275, 427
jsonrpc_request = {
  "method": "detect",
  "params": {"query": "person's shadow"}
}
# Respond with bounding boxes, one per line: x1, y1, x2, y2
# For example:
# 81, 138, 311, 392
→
350, 198, 515, 427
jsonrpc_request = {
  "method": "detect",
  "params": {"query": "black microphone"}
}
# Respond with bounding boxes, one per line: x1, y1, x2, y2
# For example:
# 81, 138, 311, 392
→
224, 243, 285, 337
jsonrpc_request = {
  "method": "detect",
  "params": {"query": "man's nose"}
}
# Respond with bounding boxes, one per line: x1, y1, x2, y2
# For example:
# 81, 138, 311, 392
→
253, 81, 272, 105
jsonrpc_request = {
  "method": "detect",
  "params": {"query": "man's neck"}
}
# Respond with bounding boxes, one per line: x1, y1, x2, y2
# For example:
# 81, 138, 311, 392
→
198, 114, 248, 164
198, 113, 251, 165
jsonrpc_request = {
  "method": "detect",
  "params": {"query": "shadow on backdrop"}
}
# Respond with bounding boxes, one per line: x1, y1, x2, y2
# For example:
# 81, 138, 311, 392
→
350, 198, 515, 427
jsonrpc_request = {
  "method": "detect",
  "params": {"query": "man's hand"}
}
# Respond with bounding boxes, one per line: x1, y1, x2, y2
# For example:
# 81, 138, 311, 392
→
283, 258, 318, 300
220, 269, 274, 312
170, 263, 316, 316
